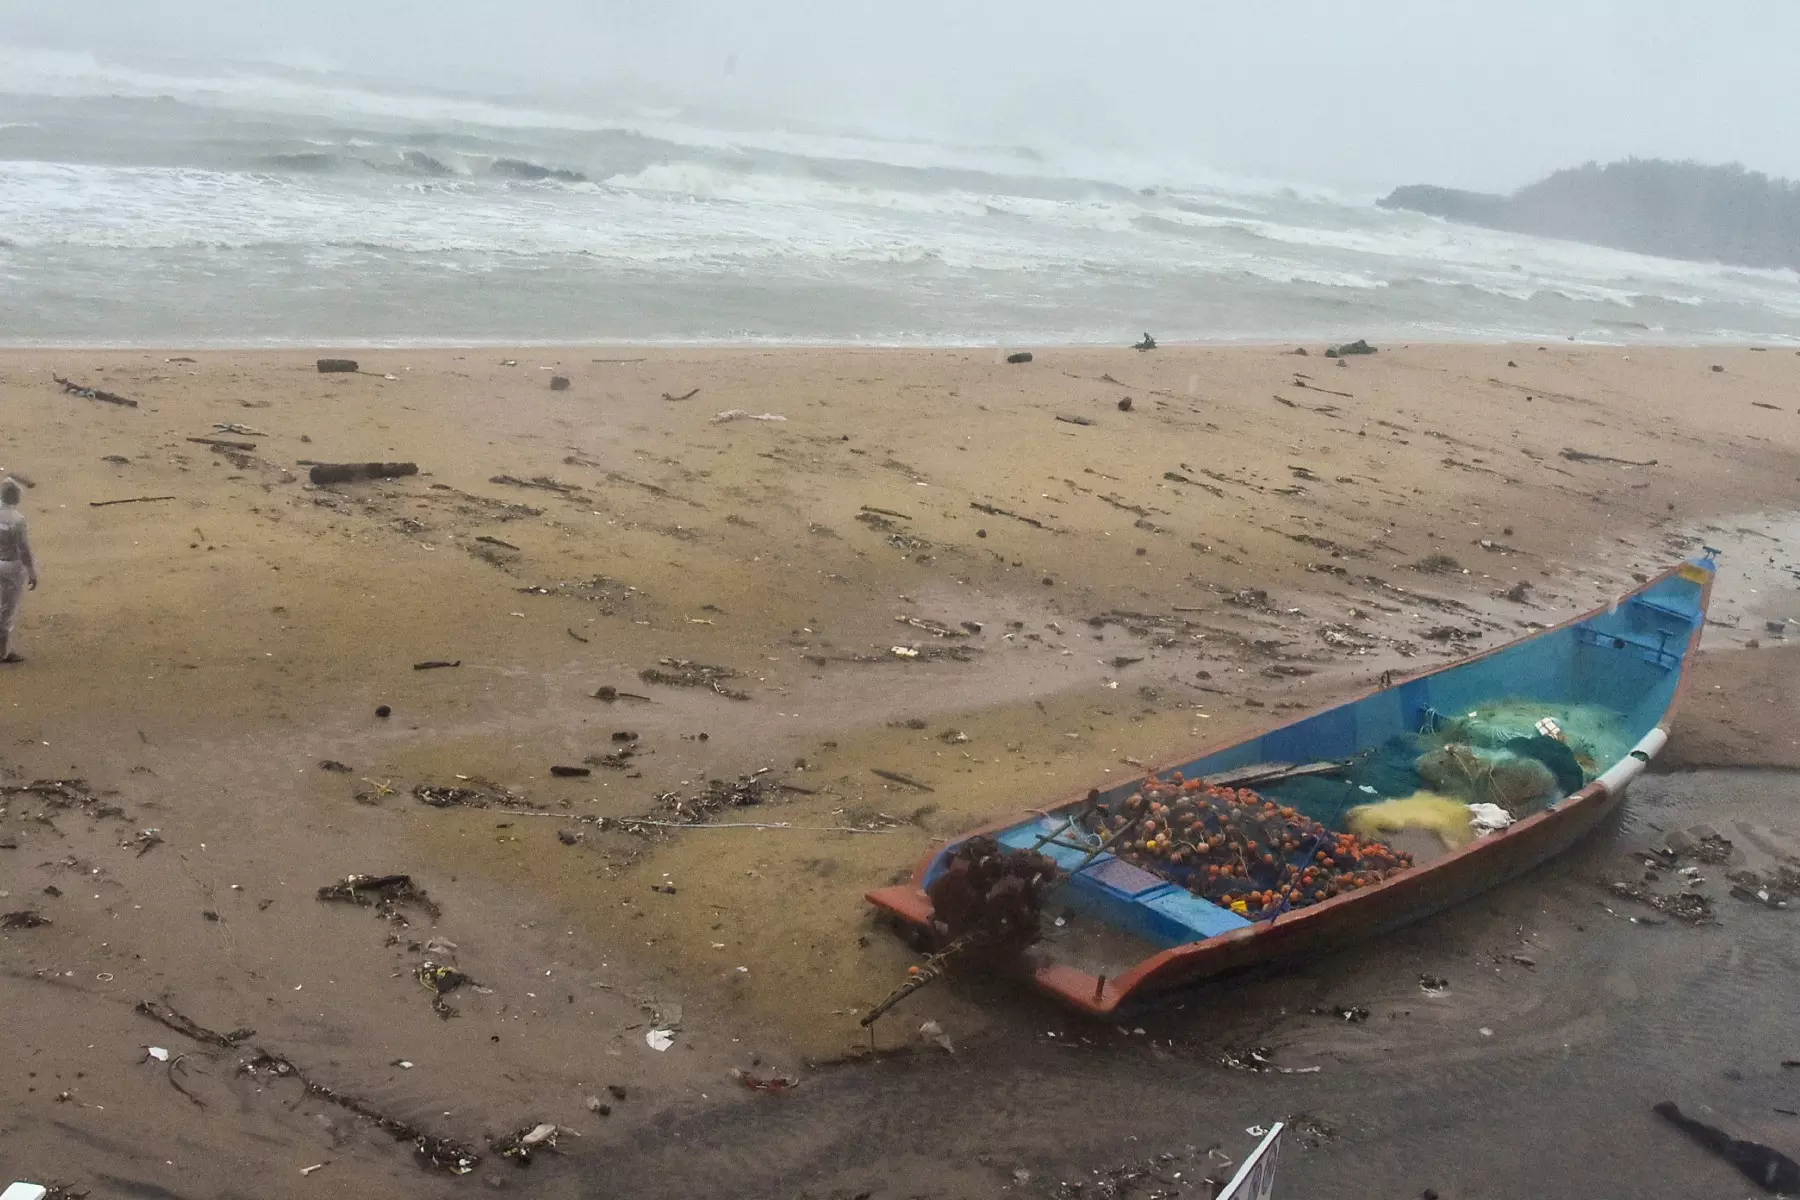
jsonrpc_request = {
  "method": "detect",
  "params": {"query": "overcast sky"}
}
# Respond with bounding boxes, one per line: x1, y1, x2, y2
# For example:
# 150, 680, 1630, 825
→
3, 0, 1796, 192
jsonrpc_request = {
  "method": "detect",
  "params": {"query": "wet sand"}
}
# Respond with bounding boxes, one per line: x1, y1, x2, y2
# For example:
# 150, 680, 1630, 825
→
2, 343, 1798, 1197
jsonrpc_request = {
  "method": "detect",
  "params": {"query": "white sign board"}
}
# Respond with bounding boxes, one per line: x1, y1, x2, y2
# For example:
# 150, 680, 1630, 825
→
1216, 1122, 1283, 1200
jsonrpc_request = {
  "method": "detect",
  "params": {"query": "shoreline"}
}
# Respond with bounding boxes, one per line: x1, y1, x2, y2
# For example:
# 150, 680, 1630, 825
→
8, 335, 1800, 353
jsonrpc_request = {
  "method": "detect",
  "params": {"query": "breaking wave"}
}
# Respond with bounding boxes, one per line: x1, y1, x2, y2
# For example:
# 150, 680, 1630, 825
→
5, 43, 1800, 344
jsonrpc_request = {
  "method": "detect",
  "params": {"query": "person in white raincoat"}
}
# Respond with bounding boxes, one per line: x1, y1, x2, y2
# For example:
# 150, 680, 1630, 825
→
0, 478, 39, 663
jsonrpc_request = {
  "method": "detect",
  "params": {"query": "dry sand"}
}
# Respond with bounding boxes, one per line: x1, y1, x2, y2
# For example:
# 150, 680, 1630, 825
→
2, 343, 1798, 1196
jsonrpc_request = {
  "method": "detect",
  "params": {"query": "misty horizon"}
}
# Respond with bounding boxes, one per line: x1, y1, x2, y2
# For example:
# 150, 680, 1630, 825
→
5, 1, 1800, 194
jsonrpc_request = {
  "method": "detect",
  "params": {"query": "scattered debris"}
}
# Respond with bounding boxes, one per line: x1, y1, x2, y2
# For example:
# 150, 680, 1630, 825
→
1728, 866, 1798, 908
1311, 1004, 1370, 1023
549, 376, 570, 391
646, 1029, 675, 1052
316, 358, 359, 373
317, 874, 441, 925
1662, 827, 1734, 864
318, 760, 353, 773
55, 375, 138, 407
1219, 1047, 1322, 1074
1, 911, 49, 929
1117, 396, 1134, 411
1608, 879, 1714, 923
412, 660, 460, 670
186, 436, 257, 451
1654, 1101, 1799, 1193
641, 772, 781, 828
1055, 414, 1096, 427
491, 1123, 562, 1165
474, 535, 519, 551
1133, 333, 1157, 351
240, 1050, 480, 1173
662, 388, 700, 402
416, 961, 476, 1019
309, 462, 419, 485
639, 659, 750, 701
1324, 339, 1376, 357
1419, 975, 1450, 996
413, 781, 528, 810
1006, 352, 1034, 364
730, 1068, 799, 1093
490, 473, 579, 494
550, 765, 592, 778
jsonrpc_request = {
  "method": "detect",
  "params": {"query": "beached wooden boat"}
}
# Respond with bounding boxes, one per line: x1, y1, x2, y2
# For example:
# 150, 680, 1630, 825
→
867, 556, 1716, 1014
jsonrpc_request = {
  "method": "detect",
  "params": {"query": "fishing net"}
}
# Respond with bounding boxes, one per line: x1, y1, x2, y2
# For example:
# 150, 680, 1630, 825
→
1430, 700, 1632, 780
1415, 744, 1560, 817
1081, 775, 1413, 919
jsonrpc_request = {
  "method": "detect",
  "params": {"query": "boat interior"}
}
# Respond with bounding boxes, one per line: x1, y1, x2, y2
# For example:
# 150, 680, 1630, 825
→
942, 563, 1712, 971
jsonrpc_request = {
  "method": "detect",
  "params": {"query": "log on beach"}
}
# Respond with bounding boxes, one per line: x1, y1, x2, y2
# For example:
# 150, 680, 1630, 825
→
308, 462, 420, 485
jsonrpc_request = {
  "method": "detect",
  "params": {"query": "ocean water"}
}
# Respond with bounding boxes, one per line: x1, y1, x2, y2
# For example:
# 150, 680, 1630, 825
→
4, 47, 1800, 347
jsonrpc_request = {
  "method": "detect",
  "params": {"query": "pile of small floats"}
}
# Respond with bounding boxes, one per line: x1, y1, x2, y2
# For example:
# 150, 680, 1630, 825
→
1080, 774, 1412, 918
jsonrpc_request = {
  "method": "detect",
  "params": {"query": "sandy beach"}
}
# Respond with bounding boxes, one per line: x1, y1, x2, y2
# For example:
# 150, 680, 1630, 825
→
4, 342, 1799, 1197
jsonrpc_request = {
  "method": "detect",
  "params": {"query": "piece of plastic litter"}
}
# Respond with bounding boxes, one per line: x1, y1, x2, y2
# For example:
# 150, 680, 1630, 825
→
646, 1029, 675, 1052
711, 410, 788, 424
3, 1184, 50, 1200
1468, 803, 1515, 836
145, 1046, 170, 1063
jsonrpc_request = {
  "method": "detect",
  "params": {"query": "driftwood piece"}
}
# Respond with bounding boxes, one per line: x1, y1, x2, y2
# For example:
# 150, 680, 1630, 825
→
316, 358, 359, 373
662, 388, 700, 402
870, 768, 935, 793
490, 474, 578, 494
134, 999, 255, 1048
55, 375, 138, 407
1560, 447, 1658, 467
1005, 352, 1033, 364
90, 495, 176, 508
187, 437, 258, 451
1055, 414, 1095, 427
970, 501, 1048, 530
309, 462, 419, 485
